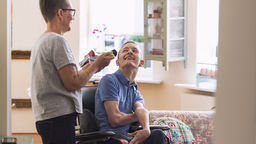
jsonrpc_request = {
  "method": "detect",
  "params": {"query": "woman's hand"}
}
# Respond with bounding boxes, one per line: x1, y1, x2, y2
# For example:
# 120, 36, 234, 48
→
93, 51, 115, 72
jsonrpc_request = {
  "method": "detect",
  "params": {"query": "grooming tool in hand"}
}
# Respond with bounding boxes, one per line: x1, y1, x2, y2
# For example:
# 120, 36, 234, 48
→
96, 49, 117, 57
79, 49, 117, 67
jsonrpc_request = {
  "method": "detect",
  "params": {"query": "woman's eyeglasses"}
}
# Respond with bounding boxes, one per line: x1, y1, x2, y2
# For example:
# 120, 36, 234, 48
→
62, 9, 76, 16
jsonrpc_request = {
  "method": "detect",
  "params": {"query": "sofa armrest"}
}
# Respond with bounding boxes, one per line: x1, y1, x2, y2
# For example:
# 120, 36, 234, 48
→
149, 110, 215, 144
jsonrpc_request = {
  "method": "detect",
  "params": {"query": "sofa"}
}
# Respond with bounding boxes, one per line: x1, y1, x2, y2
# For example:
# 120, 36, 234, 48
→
149, 110, 215, 144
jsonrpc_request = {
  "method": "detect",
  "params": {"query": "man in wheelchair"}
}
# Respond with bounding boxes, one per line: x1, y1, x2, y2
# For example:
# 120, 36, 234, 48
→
95, 41, 169, 144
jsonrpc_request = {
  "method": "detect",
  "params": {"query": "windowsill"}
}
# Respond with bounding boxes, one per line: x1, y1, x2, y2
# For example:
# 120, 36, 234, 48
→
135, 78, 162, 84
175, 83, 216, 97
90, 75, 162, 84
90, 66, 162, 84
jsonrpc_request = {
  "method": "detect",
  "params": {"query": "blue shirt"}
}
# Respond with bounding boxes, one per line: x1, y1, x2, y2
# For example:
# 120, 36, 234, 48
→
95, 70, 144, 134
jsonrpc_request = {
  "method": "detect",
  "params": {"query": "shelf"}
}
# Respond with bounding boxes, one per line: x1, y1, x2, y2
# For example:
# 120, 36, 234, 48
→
167, 38, 185, 41
12, 98, 32, 108
136, 78, 162, 84
147, 37, 164, 40
147, 17, 162, 20
90, 76, 162, 84
168, 17, 185, 20
12, 50, 31, 60
168, 57, 185, 62
145, 54, 165, 61
175, 83, 216, 97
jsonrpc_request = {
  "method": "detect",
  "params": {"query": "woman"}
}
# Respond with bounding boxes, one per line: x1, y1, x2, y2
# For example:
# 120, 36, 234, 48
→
30, 0, 114, 143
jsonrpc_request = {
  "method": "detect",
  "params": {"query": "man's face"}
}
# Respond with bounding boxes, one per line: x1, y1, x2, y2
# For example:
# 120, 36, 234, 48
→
116, 42, 144, 69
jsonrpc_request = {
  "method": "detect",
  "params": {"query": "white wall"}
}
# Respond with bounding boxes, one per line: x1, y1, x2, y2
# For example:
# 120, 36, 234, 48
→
214, 0, 256, 143
181, 94, 215, 110
79, 0, 89, 60
12, 0, 80, 60
11, 60, 36, 133
12, 0, 44, 50
0, 0, 12, 137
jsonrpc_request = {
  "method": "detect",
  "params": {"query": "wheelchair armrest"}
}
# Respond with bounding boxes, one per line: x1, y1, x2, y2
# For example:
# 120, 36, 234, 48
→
149, 125, 170, 131
76, 131, 115, 142
130, 125, 170, 132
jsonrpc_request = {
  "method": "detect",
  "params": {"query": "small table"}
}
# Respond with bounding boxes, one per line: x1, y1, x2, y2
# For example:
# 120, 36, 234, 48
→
1, 136, 34, 144
16, 136, 34, 144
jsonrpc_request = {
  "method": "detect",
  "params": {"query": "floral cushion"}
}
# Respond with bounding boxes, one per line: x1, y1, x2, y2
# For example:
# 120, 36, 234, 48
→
149, 111, 215, 144
151, 117, 196, 144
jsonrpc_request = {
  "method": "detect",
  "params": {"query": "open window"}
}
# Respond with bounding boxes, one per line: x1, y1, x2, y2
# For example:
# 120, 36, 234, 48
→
82, 0, 153, 81
196, 0, 219, 90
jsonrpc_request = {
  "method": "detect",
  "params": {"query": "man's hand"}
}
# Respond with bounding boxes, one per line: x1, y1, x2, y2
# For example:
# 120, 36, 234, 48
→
128, 129, 150, 144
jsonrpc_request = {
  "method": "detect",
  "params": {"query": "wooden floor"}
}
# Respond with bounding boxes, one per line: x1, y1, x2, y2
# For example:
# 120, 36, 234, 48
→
12, 133, 42, 144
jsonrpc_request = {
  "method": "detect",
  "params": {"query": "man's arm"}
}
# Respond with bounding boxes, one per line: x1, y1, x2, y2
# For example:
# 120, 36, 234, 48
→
132, 102, 150, 131
58, 52, 114, 91
128, 101, 151, 144
104, 101, 138, 128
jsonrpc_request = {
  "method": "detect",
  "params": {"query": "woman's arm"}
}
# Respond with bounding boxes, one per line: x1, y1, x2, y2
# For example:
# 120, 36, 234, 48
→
58, 52, 114, 91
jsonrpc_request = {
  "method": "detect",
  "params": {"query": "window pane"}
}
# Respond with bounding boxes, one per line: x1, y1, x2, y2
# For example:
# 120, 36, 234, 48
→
196, 0, 219, 89
87, 0, 149, 76
168, 19, 184, 39
167, 40, 184, 57
197, 0, 219, 65
168, 0, 184, 17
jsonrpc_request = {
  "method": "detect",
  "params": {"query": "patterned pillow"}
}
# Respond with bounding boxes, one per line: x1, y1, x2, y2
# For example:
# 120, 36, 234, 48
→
151, 117, 196, 144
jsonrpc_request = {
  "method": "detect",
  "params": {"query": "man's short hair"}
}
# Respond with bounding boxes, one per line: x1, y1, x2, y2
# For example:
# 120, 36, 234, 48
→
118, 40, 143, 59
40, 0, 69, 23
121, 40, 138, 48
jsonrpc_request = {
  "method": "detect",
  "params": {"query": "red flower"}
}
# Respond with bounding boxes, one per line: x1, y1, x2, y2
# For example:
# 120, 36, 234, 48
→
168, 121, 176, 127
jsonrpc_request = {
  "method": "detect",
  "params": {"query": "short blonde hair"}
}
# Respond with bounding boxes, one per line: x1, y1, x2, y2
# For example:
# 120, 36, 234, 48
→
118, 40, 143, 59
